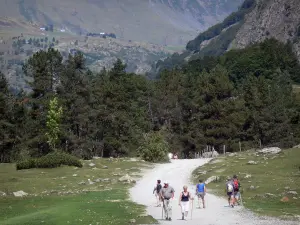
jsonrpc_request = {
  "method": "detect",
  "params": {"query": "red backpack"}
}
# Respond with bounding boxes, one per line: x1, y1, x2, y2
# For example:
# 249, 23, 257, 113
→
233, 179, 239, 190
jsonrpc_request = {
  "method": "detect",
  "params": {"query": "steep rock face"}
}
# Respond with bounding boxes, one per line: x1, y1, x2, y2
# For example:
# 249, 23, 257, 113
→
0, 0, 243, 45
234, 0, 300, 58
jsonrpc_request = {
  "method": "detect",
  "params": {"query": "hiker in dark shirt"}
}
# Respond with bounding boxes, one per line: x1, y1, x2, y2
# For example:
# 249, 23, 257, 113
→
153, 179, 162, 206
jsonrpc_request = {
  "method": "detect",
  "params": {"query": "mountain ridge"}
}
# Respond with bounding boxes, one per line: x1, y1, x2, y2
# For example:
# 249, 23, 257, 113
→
0, 0, 243, 45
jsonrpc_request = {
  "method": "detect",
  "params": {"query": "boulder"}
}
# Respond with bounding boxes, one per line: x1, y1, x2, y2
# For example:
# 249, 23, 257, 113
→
205, 176, 219, 184
247, 160, 258, 165
258, 147, 281, 154
13, 190, 28, 197
197, 171, 207, 175
129, 219, 136, 224
244, 174, 252, 179
287, 191, 298, 195
118, 174, 136, 183
0, 191, 6, 196
89, 163, 96, 167
78, 181, 86, 185
72, 174, 78, 177
102, 166, 108, 169
88, 179, 94, 185
249, 185, 256, 190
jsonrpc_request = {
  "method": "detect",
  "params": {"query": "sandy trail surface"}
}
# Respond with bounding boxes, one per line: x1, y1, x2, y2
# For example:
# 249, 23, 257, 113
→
130, 159, 299, 225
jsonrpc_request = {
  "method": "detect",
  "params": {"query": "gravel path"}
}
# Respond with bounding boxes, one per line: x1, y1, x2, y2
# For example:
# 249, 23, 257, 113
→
130, 159, 299, 225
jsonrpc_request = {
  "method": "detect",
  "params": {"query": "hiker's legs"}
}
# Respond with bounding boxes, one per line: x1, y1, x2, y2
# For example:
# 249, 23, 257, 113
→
180, 201, 189, 218
202, 196, 206, 208
163, 199, 172, 218
163, 199, 168, 218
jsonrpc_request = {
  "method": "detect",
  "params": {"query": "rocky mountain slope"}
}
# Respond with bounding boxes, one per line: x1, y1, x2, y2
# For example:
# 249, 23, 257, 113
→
154, 0, 300, 73
0, 0, 243, 45
233, 0, 300, 59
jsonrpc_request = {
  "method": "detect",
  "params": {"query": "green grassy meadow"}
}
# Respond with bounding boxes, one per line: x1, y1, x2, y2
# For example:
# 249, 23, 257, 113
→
0, 158, 156, 225
192, 148, 300, 219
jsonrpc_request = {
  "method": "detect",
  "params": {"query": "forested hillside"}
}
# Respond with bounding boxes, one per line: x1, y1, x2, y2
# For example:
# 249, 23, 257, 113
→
1, 39, 300, 163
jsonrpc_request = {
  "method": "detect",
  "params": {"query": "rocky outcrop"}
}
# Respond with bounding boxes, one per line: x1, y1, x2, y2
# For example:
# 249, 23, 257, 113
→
233, 0, 300, 60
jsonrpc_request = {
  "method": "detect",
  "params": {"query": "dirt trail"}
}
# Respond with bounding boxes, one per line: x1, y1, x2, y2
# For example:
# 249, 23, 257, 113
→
130, 159, 298, 225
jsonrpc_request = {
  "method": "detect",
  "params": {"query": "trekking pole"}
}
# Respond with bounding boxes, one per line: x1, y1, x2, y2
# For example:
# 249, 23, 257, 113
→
191, 199, 194, 220
240, 192, 243, 206
161, 199, 164, 219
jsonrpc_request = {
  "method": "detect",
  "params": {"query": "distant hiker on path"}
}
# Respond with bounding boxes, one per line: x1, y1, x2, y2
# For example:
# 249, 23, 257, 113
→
196, 179, 206, 208
153, 179, 162, 206
232, 175, 241, 205
226, 177, 234, 208
179, 185, 194, 220
159, 181, 175, 221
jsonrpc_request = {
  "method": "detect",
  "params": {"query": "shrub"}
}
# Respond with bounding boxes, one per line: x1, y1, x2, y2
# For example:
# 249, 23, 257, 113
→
16, 152, 82, 170
138, 131, 169, 163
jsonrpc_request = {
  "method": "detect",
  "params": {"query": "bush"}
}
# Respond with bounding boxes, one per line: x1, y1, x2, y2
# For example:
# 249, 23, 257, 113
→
138, 131, 169, 163
16, 152, 82, 170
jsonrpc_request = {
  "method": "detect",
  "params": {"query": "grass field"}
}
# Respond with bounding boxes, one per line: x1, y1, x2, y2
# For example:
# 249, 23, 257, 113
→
192, 148, 300, 219
0, 158, 156, 225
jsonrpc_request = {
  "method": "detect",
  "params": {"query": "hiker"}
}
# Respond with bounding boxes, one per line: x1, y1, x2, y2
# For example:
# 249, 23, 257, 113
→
232, 175, 241, 205
159, 181, 175, 221
225, 178, 234, 208
153, 179, 162, 206
179, 185, 194, 220
196, 179, 206, 208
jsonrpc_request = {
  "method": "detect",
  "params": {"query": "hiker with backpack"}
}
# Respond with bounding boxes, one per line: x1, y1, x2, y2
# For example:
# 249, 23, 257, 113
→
225, 178, 235, 208
232, 175, 241, 205
195, 179, 206, 209
159, 181, 175, 221
178, 185, 194, 220
153, 179, 162, 206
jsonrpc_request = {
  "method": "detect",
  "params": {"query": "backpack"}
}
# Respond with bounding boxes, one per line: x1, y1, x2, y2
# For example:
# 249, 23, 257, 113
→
233, 179, 239, 191
156, 184, 162, 193
227, 183, 233, 192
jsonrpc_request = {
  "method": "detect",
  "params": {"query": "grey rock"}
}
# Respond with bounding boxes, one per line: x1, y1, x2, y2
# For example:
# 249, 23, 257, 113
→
13, 190, 28, 197
78, 181, 86, 185
250, 185, 256, 190
102, 166, 108, 169
287, 191, 298, 195
247, 160, 258, 165
89, 163, 96, 167
88, 179, 94, 185
258, 147, 282, 155
72, 174, 78, 177
0, 191, 6, 196
244, 174, 252, 179
129, 219, 136, 224
118, 174, 136, 183
205, 176, 219, 184
197, 171, 207, 175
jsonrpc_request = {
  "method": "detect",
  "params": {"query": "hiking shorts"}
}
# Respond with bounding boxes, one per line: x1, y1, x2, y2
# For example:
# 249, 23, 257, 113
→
234, 191, 240, 199
227, 192, 233, 198
197, 192, 205, 199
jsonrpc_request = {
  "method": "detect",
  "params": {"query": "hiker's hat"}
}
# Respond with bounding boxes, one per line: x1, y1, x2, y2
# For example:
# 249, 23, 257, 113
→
164, 180, 169, 184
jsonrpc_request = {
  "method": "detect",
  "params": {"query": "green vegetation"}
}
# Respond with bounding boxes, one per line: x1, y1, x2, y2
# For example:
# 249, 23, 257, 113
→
192, 148, 300, 218
16, 152, 82, 170
1, 39, 300, 163
46, 97, 63, 151
0, 158, 155, 225
138, 131, 169, 162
